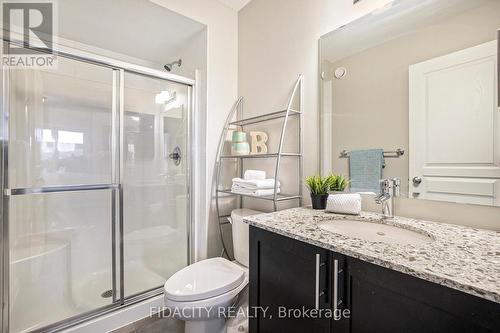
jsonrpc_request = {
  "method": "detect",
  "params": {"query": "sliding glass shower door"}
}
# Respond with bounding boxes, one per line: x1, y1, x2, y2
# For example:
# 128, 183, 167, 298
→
122, 72, 189, 297
3, 51, 191, 332
6, 56, 119, 333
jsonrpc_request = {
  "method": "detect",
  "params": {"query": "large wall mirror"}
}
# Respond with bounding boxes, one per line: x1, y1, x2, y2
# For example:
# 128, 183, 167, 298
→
320, 0, 500, 207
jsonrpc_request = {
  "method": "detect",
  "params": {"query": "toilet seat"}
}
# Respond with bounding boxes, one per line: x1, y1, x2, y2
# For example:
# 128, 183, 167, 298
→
164, 274, 248, 310
164, 258, 246, 302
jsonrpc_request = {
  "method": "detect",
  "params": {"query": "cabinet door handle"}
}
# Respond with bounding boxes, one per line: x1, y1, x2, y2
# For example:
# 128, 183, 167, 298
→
315, 254, 320, 310
497, 29, 499, 108
333, 259, 339, 312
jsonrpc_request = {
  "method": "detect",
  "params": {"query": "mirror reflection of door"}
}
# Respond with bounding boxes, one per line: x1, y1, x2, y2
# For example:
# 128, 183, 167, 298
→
320, 0, 500, 207
409, 41, 500, 206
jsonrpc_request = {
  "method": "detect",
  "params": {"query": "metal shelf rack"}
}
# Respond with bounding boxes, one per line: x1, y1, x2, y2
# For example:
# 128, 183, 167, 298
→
214, 75, 304, 257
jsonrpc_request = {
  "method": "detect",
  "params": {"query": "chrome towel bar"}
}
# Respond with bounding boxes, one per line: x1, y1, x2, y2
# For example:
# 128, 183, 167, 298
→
339, 148, 405, 159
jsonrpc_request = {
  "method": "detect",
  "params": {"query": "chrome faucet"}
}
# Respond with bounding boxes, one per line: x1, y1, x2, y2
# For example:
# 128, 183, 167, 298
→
374, 178, 400, 218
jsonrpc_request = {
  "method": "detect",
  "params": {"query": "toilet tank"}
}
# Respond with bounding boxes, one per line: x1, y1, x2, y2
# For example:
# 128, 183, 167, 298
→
230, 209, 263, 267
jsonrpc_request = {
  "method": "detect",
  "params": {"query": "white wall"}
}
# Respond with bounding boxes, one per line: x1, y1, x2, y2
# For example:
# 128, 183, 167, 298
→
238, 0, 500, 231
150, 0, 239, 258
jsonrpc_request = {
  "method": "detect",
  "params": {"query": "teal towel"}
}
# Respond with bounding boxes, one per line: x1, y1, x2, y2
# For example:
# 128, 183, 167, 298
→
349, 149, 384, 194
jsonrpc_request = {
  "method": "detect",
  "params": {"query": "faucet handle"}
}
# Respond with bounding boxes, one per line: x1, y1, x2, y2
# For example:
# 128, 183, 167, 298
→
391, 177, 401, 197
379, 178, 392, 194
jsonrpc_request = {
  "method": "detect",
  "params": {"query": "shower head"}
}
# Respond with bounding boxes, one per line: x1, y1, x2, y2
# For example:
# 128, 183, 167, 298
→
164, 59, 182, 72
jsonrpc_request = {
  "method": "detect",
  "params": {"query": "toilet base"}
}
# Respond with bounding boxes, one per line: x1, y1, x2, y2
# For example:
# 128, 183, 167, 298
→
185, 318, 225, 333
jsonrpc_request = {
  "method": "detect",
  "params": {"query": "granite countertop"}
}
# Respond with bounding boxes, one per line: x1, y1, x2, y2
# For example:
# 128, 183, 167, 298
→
244, 207, 500, 304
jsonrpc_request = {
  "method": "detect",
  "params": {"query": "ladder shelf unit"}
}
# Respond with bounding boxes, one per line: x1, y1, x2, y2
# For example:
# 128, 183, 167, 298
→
214, 75, 304, 258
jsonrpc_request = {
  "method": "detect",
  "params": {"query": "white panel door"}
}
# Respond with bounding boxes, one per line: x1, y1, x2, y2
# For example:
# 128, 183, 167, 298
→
409, 40, 500, 206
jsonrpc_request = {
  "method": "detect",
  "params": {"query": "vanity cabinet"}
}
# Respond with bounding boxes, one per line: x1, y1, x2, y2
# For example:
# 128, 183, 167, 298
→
249, 226, 500, 333
248, 225, 342, 333
346, 257, 500, 333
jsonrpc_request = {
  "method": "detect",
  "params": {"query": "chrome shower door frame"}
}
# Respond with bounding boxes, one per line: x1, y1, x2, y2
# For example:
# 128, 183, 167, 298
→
1, 51, 9, 333
0, 39, 196, 333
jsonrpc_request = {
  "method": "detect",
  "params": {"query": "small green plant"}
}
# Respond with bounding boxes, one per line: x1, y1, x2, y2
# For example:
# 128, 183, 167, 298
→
328, 174, 349, 192
306, 174, 350, 195
305, 175, 332, 195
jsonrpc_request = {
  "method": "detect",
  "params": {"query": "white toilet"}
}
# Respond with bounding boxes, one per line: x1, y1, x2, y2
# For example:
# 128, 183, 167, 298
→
164, 209, 261, 333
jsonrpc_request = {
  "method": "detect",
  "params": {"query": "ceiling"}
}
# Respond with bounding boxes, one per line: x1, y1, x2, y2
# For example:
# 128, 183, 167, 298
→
321, 0, 491, 63
58, 0, 206, 67
217, 0, 252, 11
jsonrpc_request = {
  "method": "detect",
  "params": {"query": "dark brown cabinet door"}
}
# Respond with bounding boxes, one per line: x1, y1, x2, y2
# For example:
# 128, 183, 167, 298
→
249, 227, 336, 333
345, 257, 500, 333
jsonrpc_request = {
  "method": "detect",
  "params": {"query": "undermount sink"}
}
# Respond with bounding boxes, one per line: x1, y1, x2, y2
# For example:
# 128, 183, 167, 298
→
317, 219, 434, 246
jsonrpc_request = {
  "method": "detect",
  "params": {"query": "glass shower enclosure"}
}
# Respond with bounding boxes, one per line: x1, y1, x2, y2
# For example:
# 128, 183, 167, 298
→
1, 45, 193, 332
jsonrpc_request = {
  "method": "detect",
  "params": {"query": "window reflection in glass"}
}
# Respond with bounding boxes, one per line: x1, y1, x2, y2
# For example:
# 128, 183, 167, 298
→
9, 57, 114, 187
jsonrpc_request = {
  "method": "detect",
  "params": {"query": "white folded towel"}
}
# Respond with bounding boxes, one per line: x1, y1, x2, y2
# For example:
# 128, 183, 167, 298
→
231, 188, 280, 196
325, 193, 362, 215
231, 178, 280, 190
244, 170, 266, 180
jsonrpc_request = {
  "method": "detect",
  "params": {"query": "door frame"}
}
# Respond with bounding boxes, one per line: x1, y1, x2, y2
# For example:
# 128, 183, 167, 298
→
0, 37, 196, 333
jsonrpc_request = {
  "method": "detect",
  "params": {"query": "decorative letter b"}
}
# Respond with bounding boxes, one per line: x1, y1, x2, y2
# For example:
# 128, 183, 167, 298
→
250, 131, 268, 154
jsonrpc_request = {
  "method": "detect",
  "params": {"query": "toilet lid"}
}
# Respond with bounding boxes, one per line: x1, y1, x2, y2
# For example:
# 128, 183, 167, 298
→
164, 257, 245, 302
